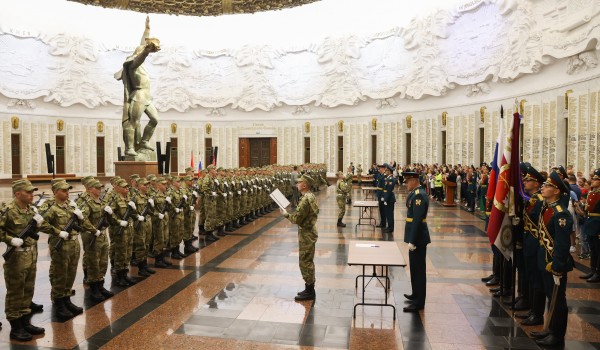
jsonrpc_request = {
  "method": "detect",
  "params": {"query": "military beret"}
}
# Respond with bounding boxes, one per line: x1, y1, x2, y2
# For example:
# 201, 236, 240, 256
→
52, 180, 72, 191
544, 171, 570, 194
12, 179, 37, 193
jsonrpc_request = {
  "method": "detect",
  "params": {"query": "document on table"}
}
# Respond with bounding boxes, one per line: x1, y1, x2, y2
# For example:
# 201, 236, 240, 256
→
270, 189, 290, 210
356, 243, 380, 248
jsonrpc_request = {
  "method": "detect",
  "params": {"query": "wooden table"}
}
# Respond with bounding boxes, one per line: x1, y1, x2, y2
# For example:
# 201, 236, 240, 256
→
353, 200, 379, 232
348, 240, 406, 320
360, 186, 378, 200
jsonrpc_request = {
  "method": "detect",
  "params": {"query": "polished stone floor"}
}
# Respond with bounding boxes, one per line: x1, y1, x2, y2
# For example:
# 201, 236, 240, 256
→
0, 183, 599, 349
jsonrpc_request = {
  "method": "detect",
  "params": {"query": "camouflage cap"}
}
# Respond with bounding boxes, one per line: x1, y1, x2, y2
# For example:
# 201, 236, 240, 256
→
336, 171, 344, 177
51, 178, 66, 185
146, 174, 157, 181
12, 179, 38, 193
137, 178, 150, 185
183, 175, 193, 181
89, 180, 104, 188
217, 167, 224, 172
156, 177, 168, 184
52, 180, 73, 191
129, 174, 140, 180
172, 176, 181, 182
81, 176, 96, 187
110, 176, 122, 184
207, 164, 216, 171
297, 174, 314, 186
185, 167, 193, 172
115, 179, 129, 188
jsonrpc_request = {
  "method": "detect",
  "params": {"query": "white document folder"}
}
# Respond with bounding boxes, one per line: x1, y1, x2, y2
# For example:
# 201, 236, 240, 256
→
270, 189, 290, 210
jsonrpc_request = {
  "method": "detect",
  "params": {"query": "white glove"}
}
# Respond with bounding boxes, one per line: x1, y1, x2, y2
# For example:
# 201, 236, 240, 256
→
222, 193, 227, 197
138, 216, 145, 222
128, 201, 136, 210
158, 213, 165, 220
119, 220, 128, 227
190, 206, 195, 211
32, 206, 39, 213
408, 243, 416, 251
165, 196, 172, 204
69, 200, 77, 208
183, 195, 188, 201
237, 191, 241, 195
95, 230, 101, 237
212, 191, 217, 196
380, 197, 384, 202
148, 198, 155, 207
175, 208, 181, 213
280, 208, 288, 216
33, 214, 44, 227
73, 209, 83, 220
193, 191, 198, 197
553, 275, 561, 286
103, 206, 113, 215
10, 237, 23, 247
59, 231, 69, 240
384, 202, 388, 206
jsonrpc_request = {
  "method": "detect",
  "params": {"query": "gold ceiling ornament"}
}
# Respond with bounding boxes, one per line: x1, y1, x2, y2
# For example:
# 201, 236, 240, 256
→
67, 0, 321, 16
304, 121, 310, 134
205, 123, 212, 135
338, 120, 344, 133
565, 89, 573, 109
11, 116, 19, 130
371, 118, 377, 131
519, 99, 527, 115
97, 121, 104, 133
57, 119, 65, 132
171, 123, 177, 134
441, 112, 447, 126
406, 115, 412, 129
479, 107, 486, 123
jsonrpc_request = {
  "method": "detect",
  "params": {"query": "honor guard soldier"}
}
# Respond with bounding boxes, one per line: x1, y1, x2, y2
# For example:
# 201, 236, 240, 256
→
79, 180, 115, 301
335, 171, 350, 227
168, 176, 185, 259
402, 171, 431, 312
381, 164, 396, 234
281, 175, 319, 301
151, 177, 172, 267
581, 168, 600, 282
0, 180, 51, 340
517, 164, 545, 325
44, 180, 98, 320
201, 165, 220, 241
132, 178, 156, 276
530, 171, 573, 346
375, 164, 388, 229
182, 175, 199, 254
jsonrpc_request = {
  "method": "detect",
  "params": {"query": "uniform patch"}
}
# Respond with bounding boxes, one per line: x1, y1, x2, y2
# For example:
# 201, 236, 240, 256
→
558, 218, 566, 228
415, 199, 422, 206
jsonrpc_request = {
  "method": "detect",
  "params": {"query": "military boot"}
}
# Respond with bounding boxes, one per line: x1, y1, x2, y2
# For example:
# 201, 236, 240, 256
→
587, 273, 600, 283
29, 302, 43, 313
294, 284, 315, 301
232, 220, 241, 229
143, 260, 156, 274
115, 270, 131, 287
122, 270, 137, 285
98, 282, 114, 298
54, 298, 74, 321
171, 248, 184, 260
64, 297, 83, 315
218, 226, 227, 237
9, 318, 32, 342
184, 240, 198, 254
154, 253, 169, 268
89, 281, 106, 302
297, 283, 310, 296
22, 313, 45, 335
83, 268, 89, 285
337, 218, 346, 227
137, 261, 151, 277
205, 231, 218, 242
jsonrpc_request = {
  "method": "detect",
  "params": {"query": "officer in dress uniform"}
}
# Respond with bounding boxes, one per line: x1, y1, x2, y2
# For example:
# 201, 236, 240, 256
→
375, 164, 387, 229
530, 171, 573, 346
382, 164, 396, 234
0, 180, 51, 341
281, 175, 319, 301
581, 168, 600, 282
402, 171, 431, 312
516, 164, 546, 325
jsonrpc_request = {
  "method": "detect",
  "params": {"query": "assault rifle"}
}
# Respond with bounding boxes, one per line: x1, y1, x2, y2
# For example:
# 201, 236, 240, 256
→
3, 193, 46, 260
88, 190, 114, 249
114, 193, 138, 236
134, 196, 152, 231
171, 195, 186, 219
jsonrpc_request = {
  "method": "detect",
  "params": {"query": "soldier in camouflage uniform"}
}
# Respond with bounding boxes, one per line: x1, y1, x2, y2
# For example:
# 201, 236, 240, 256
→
0, 180, 51, 341
345, 165, 353, 204
336, 171, 350, 227
168, 177, 185, 259
195, 170, 207, 236
281, 175, 319, 301
152, 177, 172, 267
79, 180, 115, 301
357, 164, 363, 186
201, 165, 220, 241
77, 176, 96, 285
182, 175, 199, 254
215, 168, 227, 236
132, 178, 156, 276
44, 180, 97, 320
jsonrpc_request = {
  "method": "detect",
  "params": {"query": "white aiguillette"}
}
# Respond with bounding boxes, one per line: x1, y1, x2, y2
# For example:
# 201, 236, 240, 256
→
269, 188, 290, 210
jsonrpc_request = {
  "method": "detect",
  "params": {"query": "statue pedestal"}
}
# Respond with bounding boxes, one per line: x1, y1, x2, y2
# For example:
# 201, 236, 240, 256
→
115, 161, 158, 180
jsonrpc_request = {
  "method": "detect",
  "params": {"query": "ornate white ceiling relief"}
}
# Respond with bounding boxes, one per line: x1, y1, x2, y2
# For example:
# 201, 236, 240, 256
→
7, 98, 35, 109
1, 0, 600, 113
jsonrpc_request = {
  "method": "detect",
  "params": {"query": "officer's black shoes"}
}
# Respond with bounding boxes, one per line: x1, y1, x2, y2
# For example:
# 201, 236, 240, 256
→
138, 263, 152, 277
485, 277, 499, 286
382, 228, 394, 233
530, 330, 549, 339
587, 273, 600, 283
489, 287, 501, 293
54, 298, 74, 320
535, 334, 564, 346
99, 283, 114, 298
294, 284, 315, 301
29, 302, 44, 313
515, 311, 531, 319
9, 318, 32, 342
481, 274, 495, 282
89, 282, 106, 302
521, 315, 543, 326
375, 224, 385, 228
404, 294, 416, 300
336, 219, 346, 227
403, 304, 424, 313
510, 299, 529, 311
22, 313, 44, 335
580, 271, 595, 279
64, 297, 83, 315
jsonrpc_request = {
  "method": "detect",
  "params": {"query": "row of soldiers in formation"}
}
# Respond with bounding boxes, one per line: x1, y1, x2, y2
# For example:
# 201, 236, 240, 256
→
0, 163, 328, 342
481, 165, 600, 347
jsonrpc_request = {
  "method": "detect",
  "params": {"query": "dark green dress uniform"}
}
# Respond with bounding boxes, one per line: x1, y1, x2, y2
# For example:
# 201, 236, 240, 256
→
582, 169, 600, 282
0, 180, 53, 340
534, 172, 573, 346
403, 174, 430, 311
382, 168, 396, 234
376, 165, 387, 228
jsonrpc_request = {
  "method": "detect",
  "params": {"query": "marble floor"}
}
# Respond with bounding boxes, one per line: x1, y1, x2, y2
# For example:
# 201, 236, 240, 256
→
0, 183, 599, 349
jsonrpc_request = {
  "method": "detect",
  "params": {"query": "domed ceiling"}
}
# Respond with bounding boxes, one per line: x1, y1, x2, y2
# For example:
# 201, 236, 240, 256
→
68, 0, 321, 16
